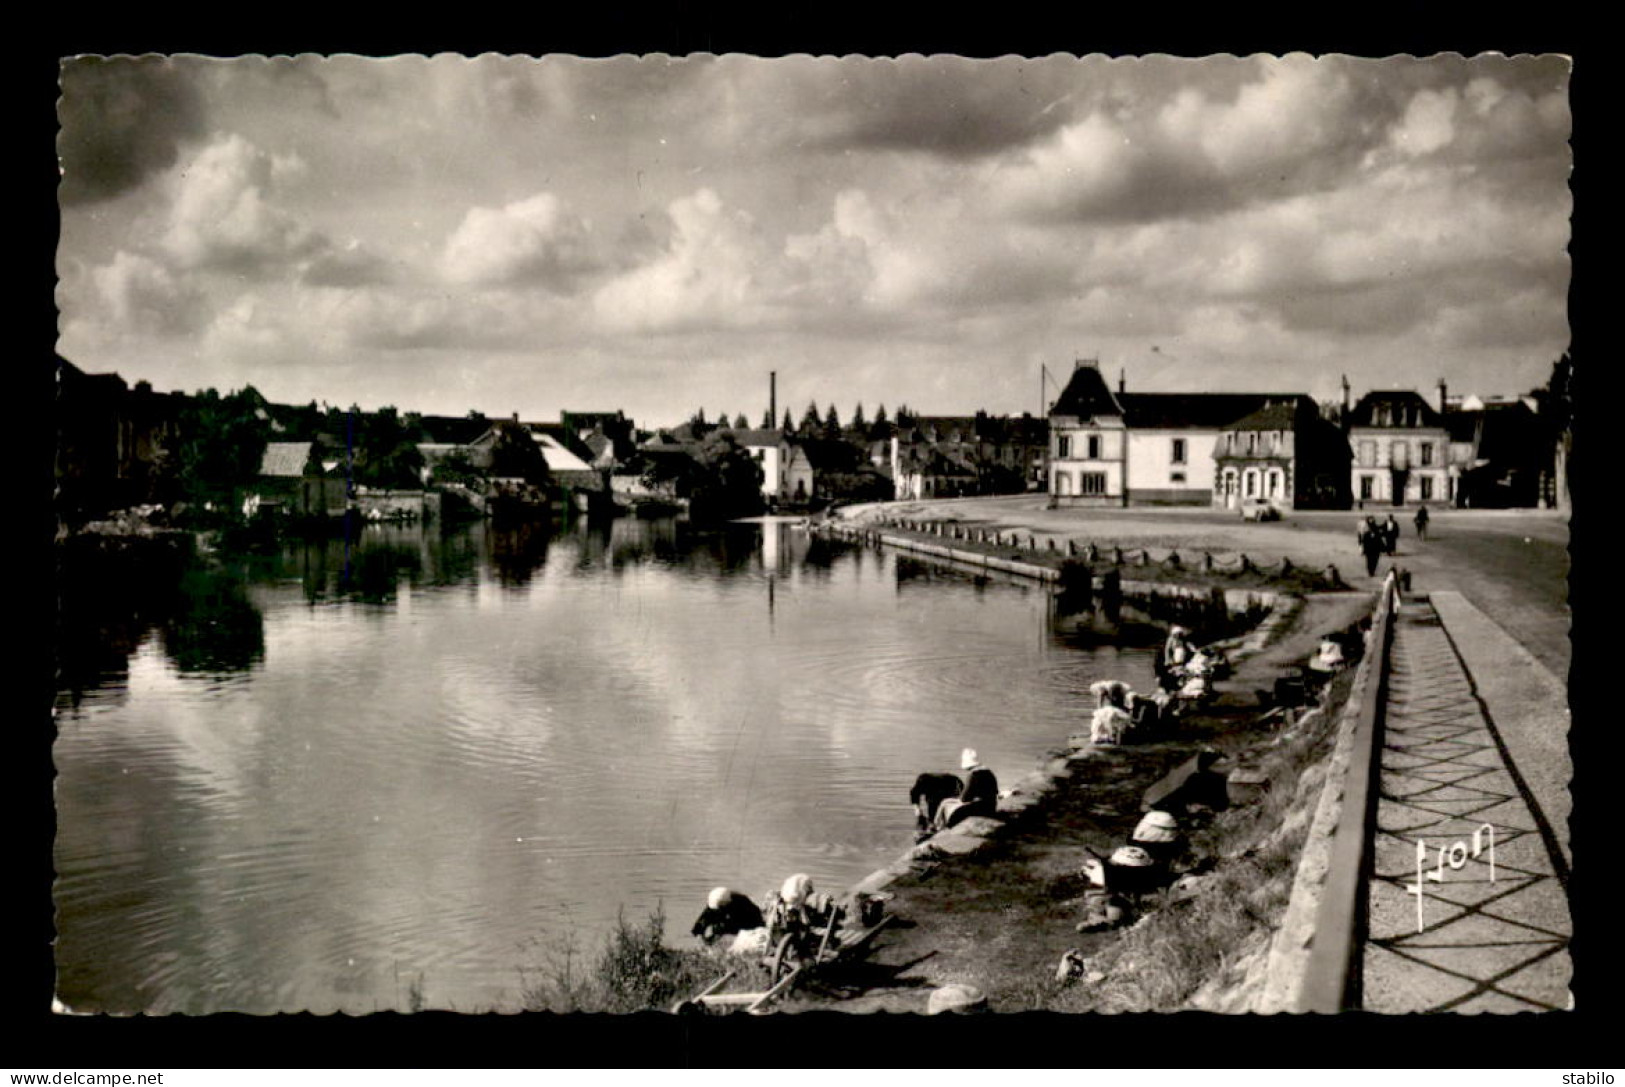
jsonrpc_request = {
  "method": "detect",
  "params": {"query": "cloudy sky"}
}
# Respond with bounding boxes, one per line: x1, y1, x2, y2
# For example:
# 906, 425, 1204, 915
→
56, 53, 1570, 428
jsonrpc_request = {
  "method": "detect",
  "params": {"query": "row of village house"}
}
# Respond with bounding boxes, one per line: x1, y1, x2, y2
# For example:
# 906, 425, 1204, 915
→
56, 356, 1564, 523
1043, 360, 1563, 511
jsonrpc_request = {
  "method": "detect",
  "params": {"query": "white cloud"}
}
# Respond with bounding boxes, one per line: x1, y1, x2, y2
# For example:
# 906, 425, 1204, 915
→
592, 189, 777, 334
89, 250, 205, 336
1391, 88, 1459, 157
440, 193, 600, 290
161, 133, 327, 273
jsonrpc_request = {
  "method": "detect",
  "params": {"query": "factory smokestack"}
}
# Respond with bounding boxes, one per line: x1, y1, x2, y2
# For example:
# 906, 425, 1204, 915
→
770, 371, 777, 430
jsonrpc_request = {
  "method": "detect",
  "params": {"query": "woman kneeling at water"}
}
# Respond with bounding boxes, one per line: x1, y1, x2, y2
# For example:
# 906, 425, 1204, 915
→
691, 886, 766, 945
1089, 680, 1134, 746
932, 748, 999, 831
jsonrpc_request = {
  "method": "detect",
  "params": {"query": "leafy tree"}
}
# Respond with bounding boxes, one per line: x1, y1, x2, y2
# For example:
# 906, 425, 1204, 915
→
735, 413, 749, 430
353, 406, 427, 490
692, 431, 765, 520
431, 448, 483, 486
1529, 353, 1573, 432
171, 386, 272, 513
488, 420, 552, 487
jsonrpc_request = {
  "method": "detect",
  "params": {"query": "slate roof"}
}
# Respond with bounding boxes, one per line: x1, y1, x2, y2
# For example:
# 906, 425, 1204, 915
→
912, 416, 981, 441
562, 411, 627, 432
1049, 365, 1122, 420
417, 415, 493, 446
259, 441, 313, 478
523, 422, 598, 466
792, 437, 865, 471
730, 428, 786, 448
583, 432, 616, 461
1220, 397, 1314, 432
1347, 390, 1445, 429
532, 432, 595, 474
1119, 392, 1299, 430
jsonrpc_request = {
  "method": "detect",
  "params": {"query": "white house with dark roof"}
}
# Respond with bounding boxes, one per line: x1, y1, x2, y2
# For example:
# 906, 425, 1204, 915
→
1213, 397, 1352, 510
1046, 362, 1128, 505
1117, 391, 1299, 505
730, 427, 790, 500
1047, 361, 1312, 507
1346, 390, 1451, 507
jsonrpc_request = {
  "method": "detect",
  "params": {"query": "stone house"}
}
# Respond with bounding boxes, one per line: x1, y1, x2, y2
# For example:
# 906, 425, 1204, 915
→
1046, 362, 1128, 505
1047, 361, 1302, 507
1345, 390, 1452, 507
1212, 396, 1352, 511
246, 441, 347, 519
1440, 393, 1548, 508
55, 358, 181, 518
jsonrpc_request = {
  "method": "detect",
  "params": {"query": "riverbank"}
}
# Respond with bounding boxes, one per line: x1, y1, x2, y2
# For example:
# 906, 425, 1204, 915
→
761, 587, 1375, 1013
659, 526, 1376, 1015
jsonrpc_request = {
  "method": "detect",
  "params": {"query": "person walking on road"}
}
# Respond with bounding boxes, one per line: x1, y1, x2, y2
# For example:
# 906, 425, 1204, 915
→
1414, 506, 1430, 541
1361, 523, 1384, 577
1383, 514, 1401, 555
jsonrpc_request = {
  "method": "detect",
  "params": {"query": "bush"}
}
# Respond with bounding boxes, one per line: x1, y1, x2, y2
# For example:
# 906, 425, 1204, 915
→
519, 905, 750, 1013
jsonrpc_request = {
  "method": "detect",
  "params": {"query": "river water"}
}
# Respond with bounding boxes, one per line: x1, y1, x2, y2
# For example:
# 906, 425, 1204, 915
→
53, 517, 1160, 1014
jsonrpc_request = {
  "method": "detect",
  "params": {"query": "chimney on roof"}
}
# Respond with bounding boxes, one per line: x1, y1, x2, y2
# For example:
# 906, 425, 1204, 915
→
1437, 379, 1449, 414
770, 370, 777, 431
1341, 375, 1351, 418
1119, 369, 1126, 395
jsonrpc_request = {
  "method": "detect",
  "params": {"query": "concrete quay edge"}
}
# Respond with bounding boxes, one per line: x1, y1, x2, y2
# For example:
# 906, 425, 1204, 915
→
1257, 584, 1393, 1014
1427, 590, 1572, 871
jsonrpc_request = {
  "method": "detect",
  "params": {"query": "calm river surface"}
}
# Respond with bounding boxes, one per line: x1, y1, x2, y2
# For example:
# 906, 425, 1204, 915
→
54, 517, 1160, 1013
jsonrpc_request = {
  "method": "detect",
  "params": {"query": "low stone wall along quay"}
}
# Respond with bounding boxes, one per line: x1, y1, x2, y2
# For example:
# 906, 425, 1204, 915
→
814, 517, 1303, 621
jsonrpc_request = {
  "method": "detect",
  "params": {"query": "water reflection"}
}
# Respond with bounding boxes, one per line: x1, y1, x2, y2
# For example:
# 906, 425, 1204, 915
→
487, 520, 551, 588
54, 516, 1164, 1014
161, 568, 266, 674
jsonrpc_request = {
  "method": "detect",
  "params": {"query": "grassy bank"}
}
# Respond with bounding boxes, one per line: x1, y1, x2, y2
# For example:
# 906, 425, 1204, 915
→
517, 905, 774, 1014
1051, 669, 1355, 1013
755, 589, 1375, 1014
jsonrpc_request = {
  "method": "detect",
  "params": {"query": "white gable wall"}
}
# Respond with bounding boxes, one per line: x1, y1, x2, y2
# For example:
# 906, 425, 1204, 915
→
1126, 428, 1220, 502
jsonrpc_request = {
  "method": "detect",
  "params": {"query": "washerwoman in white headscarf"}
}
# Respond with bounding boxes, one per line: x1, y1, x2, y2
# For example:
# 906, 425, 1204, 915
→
690, 886, 766, 945
1089, 680, 1133, 745
933, 748, 1000, 830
